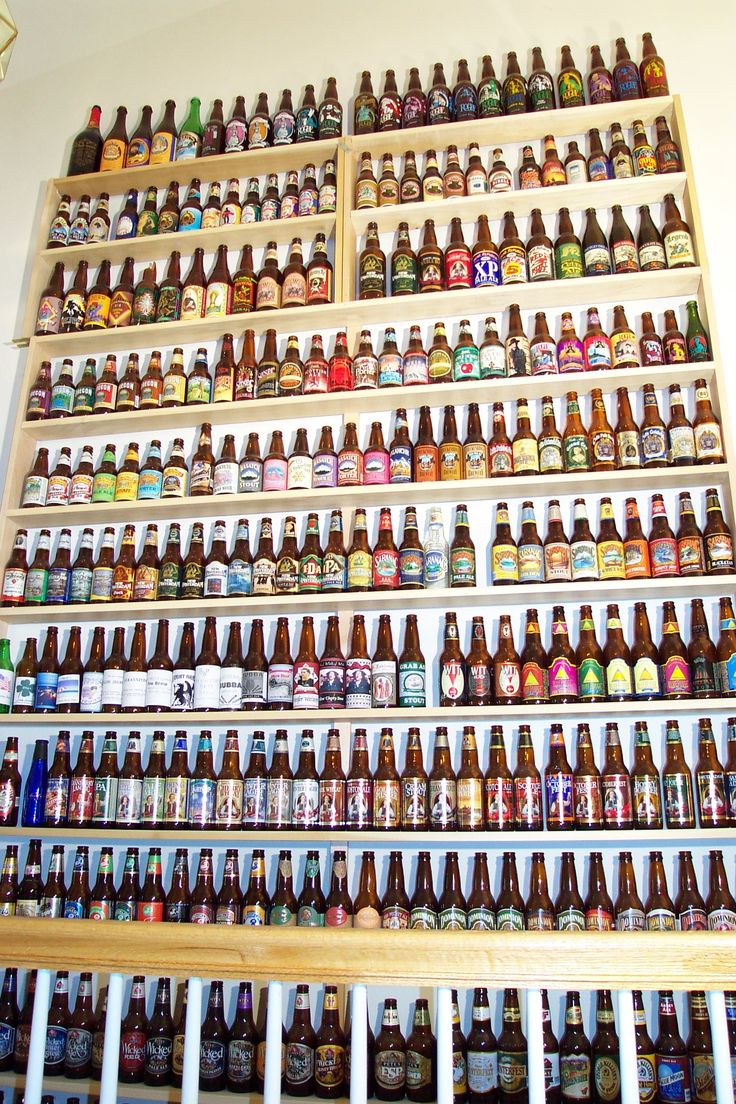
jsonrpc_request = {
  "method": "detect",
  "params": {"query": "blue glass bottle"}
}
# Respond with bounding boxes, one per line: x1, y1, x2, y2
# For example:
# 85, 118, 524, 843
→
21, 739, 48, 827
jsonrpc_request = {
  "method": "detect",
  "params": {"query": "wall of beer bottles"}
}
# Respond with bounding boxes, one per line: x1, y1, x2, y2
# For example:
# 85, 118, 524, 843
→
0, 29, 733, 1103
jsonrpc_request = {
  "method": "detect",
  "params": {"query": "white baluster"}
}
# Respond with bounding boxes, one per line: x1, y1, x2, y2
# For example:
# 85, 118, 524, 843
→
24, 968, 51, 1104
617, 989, 640, 1104
350, 983, 368, 1104
707, 991, 735, 1104
100, 972, 124, 1104
264, 979, 284, 1104
181, 976, 203, 1104
436, 986, 453, 1104
525, 988, 545, 1104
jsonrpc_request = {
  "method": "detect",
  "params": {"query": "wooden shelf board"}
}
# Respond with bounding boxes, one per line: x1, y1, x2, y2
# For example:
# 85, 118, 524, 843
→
38, 212, 337, 270
2, 825, 732, 846
51, 138, 342, 202
7, 462, 728, 528
24, 268, 703, 358
20, 362, 714, 443
0, 917, 732, 990
0, 575, 730, 626
1, 699, 735, 726
350, 173, 688, 237
343, 98, 676, 160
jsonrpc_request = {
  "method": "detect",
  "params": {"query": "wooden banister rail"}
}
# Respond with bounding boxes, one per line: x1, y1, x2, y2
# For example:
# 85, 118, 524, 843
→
2, 920, 736, 989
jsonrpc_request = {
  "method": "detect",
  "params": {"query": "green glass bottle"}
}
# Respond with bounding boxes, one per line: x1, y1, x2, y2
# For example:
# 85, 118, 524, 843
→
0, 639, 13, 713
176, 97, 203, 161
685, 300, 711, 363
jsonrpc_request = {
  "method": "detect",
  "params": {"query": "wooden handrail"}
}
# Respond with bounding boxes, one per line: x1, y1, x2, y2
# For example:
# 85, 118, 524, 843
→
2, 920, 736, 989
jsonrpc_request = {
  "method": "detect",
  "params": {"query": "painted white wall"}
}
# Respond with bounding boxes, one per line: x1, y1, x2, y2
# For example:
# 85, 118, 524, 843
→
0, 0, 734, 458
0, 0, 731, 1040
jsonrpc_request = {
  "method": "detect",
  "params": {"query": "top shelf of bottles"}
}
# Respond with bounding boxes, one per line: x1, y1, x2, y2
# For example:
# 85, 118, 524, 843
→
52, 138, 342, 203
52, 98, 676, 201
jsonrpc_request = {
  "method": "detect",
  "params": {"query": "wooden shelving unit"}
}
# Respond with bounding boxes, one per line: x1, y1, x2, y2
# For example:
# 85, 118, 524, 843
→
0, 93, 733, 953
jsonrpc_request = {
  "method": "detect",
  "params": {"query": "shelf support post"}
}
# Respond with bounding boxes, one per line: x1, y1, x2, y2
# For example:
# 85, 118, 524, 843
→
99, 972, 124, 1104
526, 987, 546, 1104
181, 975, 203, 1104
436, 984, 453, 1104
706, 990, 735, 1104
350, 982, 369, 1104
617, 989, 640, 1104
24, 967, 52, 1104
264, 978, 284, 1104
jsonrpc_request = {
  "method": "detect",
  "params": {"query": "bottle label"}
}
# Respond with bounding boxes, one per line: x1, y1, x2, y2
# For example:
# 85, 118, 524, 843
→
291, 777, 319, 825
491, 543, 519, 583
529, 242, 555, 281
640, 424, 668, 463
35, 670, 58, 711
695, 421, 723, 461
663, 656, 691, 697
266, 776, 291, 826
549, 655, 578, 699
583, 242, 612, 275
56, 672, 81, 707
616, 907, 645, 931
570, 539, 597, 580
398, 661, 426, 707
646, 908, 676, 931
44, 1025, 68, 1067
656, 1054, 691, 1103
605, 657, 632, 698
650, 533, 679, 575
664, 230, 695, 268
374, 778, 400, 827
514, 776, 542, 827
545, 771, 573, 825
500, 244, 527, 284
568, 770, 599, 826
634, 657, 661, 698
371, 659, 397, 707
188, 777, 216, 826
242, 776, 267, 826
410, 905, 438, 929
561, 1053, 592, 1099
498, 1048, 528, 1092
708, 908, 736, 931
544, 541, 571, 581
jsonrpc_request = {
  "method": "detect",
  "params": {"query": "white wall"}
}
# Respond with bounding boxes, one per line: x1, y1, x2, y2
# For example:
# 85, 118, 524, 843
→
0, 0, 731, 1040
0, 0, 734, 456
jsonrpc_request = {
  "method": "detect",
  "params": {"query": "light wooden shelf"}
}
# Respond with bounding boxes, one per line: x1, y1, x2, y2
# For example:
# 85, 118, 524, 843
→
3, 825, 732, 846
51, 137, 342, 202
39, 211, 337, 270
1, 699, 734, 727
8, 462, 728, 528
351, 172, 688, 236
0, 575, 730, 626
19, 362, 714, 444
0, 917, 732, 990
22, 268, 703, 356
343, 97, 676, 160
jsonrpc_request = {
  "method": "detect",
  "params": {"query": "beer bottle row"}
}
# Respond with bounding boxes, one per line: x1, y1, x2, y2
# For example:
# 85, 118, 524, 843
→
352, 37, 670, 133
48, 160, 338, 248
18, 388, 726, 514
355, 117, 681, 208
67, 81, 344, 175
2, 966, 729, 1104
4, 711, 736, 832
4, 487, 733, 610
3, 837, 736, 932
358, 198, 695, 299
3, 596, 736, 714
35, 234, 334, 334
24, 302, 715, 421
67, 37, 671, 176
25, 304, 712, 421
